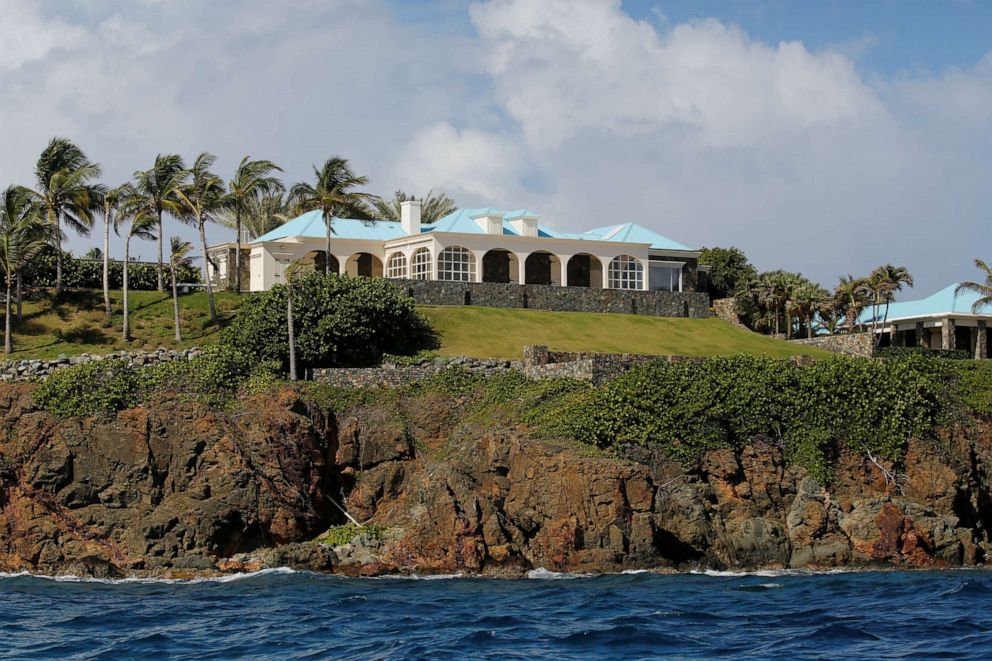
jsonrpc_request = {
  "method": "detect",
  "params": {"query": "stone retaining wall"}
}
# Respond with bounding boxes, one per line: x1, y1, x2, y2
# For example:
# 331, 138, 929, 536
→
0, 347, 204, 382
311, 357, 522, 389
790, 333, 874, 358
399, 280, 710, 318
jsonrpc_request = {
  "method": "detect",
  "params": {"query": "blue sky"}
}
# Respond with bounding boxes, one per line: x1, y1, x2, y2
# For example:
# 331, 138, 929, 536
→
1, 0, 990, 296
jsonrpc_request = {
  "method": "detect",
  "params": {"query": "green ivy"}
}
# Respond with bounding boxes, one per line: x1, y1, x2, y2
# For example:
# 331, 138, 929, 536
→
316, 523, 383, 546
33, 359, 143, 417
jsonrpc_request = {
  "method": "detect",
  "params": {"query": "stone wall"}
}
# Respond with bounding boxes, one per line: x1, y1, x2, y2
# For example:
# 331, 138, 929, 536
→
712, 297, 747, 328
0, 347, 204, 382
311, 357, 521, 389
790, 333, 874, 358
398, 280, 710, 318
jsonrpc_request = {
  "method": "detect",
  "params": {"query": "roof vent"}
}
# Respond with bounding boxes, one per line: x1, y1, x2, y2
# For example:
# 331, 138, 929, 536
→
509, 215, 538, 237
473, 212, 504, 236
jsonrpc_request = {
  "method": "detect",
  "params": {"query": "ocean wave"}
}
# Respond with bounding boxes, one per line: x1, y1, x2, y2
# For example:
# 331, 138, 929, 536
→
370, 573, 468, 580
526, 568, 594, 580
0, 567, 302, 585
691, 568, 853, 578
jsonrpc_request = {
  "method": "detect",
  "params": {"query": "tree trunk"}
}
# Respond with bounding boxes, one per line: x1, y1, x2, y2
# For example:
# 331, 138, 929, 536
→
287, 277, 297, 381
171, 262, 182, 342
123, 236, 131, 341
235, 209, 242, 293
200, 217, 217, 323
807, 313, 814, 339
16, 271, 22, 323
55, 215, 63, 296
103, 211, 111, 316
5, 277, 13, 354
156, 211, 164, 292
774, 306, 780, 336
324, 210, 332, 276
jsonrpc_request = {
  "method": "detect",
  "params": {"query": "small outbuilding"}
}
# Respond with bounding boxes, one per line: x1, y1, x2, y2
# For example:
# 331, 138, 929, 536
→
857, 284, 990, 358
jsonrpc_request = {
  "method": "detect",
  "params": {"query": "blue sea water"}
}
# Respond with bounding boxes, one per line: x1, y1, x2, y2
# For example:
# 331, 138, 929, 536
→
1, 568, 990, 659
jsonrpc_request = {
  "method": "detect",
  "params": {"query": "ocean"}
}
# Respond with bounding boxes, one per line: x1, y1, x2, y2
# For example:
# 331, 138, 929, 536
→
1, 568, 989, 659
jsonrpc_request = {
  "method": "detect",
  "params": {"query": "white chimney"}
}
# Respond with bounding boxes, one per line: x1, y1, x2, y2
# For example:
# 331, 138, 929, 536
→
400, 200, 422, 236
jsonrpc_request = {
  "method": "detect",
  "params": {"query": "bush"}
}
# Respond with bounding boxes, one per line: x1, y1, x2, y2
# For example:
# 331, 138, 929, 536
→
951, 361, 992, 417
22, 247, 201, 291
142, 345, 277, 407
557, 355, 950, 482
33, 359, 143, 417
221, 273, 434, 368
317, 523, 383, 546
878, 346, 971, 360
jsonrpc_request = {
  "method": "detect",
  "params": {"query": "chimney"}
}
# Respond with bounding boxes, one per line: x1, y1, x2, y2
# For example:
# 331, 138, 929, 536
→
400, 200, 422, 236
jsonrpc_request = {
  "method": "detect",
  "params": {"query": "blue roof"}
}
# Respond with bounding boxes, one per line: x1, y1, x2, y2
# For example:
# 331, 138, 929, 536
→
858, 283, 992, 324
254, 207, 695, 251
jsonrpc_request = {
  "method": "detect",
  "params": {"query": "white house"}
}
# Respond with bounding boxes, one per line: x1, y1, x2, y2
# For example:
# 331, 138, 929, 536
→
208, 201, 707, 294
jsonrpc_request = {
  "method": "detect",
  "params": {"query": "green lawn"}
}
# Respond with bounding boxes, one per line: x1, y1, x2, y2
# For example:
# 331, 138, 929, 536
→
4, 290, 241, 360
1, 292, 828, 362
420, 306, 831, 360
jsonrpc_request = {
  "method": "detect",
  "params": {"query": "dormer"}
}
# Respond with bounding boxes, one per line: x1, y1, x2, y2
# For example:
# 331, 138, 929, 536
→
507, 212, 539, 237
472, 210, 504, 236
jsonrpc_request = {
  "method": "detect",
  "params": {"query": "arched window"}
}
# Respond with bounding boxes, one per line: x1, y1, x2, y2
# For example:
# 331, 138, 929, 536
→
385, 252, 407, 279
437, 246, 476, 282
608, 255, 643, 290
410, 248, 432, 280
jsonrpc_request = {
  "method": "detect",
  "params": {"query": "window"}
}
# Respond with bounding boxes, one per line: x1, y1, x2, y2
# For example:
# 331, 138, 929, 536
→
649, 265, 681, 292
411, 248, 432, 280
608, 255, 643, 290
437, 245, 476, 282
386, 252, 407, 279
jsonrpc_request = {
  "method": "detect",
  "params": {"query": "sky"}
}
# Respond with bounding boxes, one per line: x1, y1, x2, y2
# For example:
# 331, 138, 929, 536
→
1, 0, 991, 296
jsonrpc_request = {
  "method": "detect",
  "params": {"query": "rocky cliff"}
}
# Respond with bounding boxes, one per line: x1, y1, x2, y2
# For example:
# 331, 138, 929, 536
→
1, 384, 990, 577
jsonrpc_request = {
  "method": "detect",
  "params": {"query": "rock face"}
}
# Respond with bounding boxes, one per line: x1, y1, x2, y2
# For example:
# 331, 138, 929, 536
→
1, 384, 992, 577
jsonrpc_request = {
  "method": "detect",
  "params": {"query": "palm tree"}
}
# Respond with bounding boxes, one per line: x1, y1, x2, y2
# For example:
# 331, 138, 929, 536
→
288, 156, 376, 275
956, 259, 992, 312
220, 192, 292, 241
174, 152, 226, 324
168, 236, 194, 342
29, 137, 102, 295
224, 157, 283, 292
96, 183, 136, 317
116, 208, 156, 342
788, 282, 831, 339
0, 187, 52, 353
834, 274, 870, 332
133, 154, 187, 292
372, 190, 457, 223
868, 264, 914, 345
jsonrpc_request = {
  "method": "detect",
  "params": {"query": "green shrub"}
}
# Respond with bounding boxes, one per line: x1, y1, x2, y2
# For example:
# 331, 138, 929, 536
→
142, 345, 273, 407
22, 246, 200, 291
33, 359, 143, 417
559, 355, 949, 480
221, 273, 434, 369
951, 361, 992, 417
317, 523, 383, 546
878, 346, 971, 360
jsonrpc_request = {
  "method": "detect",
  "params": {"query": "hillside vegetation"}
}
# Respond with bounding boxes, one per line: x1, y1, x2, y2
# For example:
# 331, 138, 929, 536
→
2, 291, 826, 361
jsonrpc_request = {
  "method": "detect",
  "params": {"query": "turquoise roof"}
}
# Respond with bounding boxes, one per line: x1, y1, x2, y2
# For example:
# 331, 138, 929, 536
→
858, 283, 992, 324
254, 207, 695, 251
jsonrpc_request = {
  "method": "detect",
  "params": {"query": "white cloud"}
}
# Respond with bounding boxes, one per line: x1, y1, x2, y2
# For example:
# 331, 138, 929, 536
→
0, 0, 89, 72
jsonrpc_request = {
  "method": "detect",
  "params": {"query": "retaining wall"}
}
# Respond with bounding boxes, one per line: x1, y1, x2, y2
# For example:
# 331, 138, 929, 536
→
0, 347, 204, 382
399, 280, 710, 318
790, 333, 874, 358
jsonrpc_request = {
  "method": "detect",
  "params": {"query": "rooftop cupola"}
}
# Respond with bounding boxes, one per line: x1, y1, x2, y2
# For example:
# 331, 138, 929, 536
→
472, 210, 505, 235
400, 200, 421, 236
508, 212, 539, 237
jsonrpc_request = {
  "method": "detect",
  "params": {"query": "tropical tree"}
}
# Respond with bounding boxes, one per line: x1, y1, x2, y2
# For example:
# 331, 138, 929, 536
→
956, 259, 992, 312
288, 156, 376, 275
868, 264, 914, 345
29, 137, 102, 294
133, 154, 187, 292
698, 246, 757, 300
83, 247, 103, 260
96, 183, 137, 317
224, 157, 283, 292
220, 192, 292, 241
174, 152, 226, 324
787, 282, 831, 339
0, 186, 52, 353
168, 236, 194, 342
116, 207, 156, 342
372, 190, 457, 223
834, 274, 870, 333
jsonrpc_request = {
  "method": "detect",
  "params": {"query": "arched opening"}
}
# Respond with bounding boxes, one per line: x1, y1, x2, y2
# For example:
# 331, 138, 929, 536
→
346, 252, 383, 278
482, 249, 516, 283
385, 252, 407, 279
566, 254, 603, 289
437, 245, 476, 282
525, 251, 560, 286
410, 247, 432, 280
607, 255, 644, 290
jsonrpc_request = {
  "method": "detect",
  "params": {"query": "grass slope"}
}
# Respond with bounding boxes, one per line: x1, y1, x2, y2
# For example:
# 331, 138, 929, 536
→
420, 306, 830, 360
1, 291, 827, 361
6, 290, 240, 359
